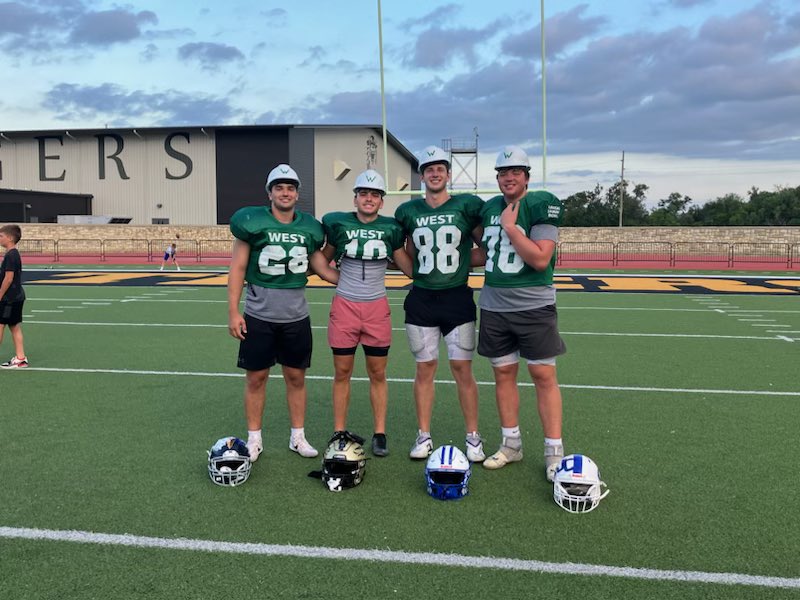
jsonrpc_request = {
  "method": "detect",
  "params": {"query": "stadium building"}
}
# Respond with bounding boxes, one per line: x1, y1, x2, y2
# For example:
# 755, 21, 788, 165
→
0, 125, 419, 225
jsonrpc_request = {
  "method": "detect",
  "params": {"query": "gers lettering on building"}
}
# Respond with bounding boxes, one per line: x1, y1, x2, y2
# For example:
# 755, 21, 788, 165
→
1, 131, 194, 183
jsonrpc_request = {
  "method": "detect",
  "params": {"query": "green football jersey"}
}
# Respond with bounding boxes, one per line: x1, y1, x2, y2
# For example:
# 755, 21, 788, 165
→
480, 190, 564, 287
394, 193, 483, 289
229, 206, 324, 289
322, 212, 405, 264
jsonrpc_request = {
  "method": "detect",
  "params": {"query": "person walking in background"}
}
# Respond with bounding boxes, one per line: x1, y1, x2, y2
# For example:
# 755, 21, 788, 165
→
394, 145, 485, 463
322, 169, 411, 457
0, 224, 28, 368
475, 146, 567, 482
227, 164, 338, 462
160, 233, 180, 271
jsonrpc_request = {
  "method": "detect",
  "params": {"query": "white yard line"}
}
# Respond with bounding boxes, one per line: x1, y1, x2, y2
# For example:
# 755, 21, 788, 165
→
0, 526, 797, 590
8, 367, 800, 397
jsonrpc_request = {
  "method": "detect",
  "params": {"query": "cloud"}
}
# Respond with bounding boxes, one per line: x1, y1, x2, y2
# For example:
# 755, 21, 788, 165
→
399, 4, 461, 29
501, 5, 606, 58
178, 42, 245, 70
259, 4, 799, 163
299, 45, 326, 67
403, 20, 501, 68
68, 9, 158, 46
42, 82, 244, 126
0, 2, 57, 35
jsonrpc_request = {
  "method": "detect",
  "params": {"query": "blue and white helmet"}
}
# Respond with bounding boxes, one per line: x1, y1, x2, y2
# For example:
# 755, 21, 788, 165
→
207, 437, 252, 487
553, 454, 609, 513
425, 445, 471, 500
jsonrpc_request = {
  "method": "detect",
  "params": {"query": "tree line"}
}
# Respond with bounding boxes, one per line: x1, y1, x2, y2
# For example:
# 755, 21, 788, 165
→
560, 183, 800, 227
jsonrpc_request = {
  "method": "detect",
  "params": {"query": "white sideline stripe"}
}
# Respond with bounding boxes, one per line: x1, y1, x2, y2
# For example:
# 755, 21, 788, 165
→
19, 320, 794, 342
30, 310, 63, 313
12, 367, 800, 397
80, 302, 111, 306
0, 526, 797, 589
24, 298, 800, 314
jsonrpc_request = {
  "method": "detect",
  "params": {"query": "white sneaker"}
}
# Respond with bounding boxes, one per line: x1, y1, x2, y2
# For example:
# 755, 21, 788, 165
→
409, 434, 433, 459
176, 266, 181, 271
246, 440, 263, 462
545, 443, 564, 482
289, 435, 318, 458
483, 437, 523, 470
465, 433, 486, 462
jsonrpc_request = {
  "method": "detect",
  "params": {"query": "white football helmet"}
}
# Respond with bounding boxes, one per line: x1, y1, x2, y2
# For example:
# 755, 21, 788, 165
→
207, 436, 252, 487
353, 169, 386, 195
553, 454, 609, 513
425, 445, 471, 500
495, 145, 531, 171
417, 145, 450, 173
266, 163, 301, 191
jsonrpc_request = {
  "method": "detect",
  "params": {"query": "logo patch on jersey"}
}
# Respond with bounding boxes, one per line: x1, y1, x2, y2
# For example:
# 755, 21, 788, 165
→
548, 205, 561, 219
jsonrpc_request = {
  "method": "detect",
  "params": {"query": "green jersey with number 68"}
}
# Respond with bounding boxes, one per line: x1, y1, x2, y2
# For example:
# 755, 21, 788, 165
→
322, 212, 405, 264
480, 190, 564, 287
394, 193, 482, 289
230, 206, 324, 289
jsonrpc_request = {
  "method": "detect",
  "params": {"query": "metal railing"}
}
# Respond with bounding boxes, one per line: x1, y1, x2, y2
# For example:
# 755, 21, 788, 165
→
10, 238, 800, 269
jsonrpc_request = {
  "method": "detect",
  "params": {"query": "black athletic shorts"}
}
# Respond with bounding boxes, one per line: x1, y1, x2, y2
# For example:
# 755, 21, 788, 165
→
403, 285, 476, 336
0, 301, 24, 326
478, 305, 566, 361
237, 314, 312, 371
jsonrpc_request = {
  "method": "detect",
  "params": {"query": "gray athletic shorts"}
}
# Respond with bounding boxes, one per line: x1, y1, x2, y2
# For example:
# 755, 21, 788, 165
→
477, 305, 566, 361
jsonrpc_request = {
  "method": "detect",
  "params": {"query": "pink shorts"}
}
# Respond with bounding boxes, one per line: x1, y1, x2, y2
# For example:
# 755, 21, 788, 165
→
328, 295, 392, 350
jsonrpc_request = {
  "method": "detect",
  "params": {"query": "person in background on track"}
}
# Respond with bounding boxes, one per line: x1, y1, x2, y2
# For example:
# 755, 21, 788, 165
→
0, 224, 28, 369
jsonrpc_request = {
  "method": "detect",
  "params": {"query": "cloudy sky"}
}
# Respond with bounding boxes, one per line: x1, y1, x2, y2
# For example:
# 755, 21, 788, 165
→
1, 0, 798, 206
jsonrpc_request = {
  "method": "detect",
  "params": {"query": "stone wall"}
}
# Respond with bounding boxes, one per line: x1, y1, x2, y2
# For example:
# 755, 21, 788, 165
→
14, 224, 800, 244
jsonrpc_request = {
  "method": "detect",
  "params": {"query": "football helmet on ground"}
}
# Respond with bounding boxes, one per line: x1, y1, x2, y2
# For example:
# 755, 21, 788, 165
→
322, 431, 367, 492
208, 437, 252, 487
425, 445, 471, 500
553, 454, 609, 513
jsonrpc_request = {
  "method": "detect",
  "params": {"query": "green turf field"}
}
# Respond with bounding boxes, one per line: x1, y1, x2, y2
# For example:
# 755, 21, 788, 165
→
2, 282, 799, 599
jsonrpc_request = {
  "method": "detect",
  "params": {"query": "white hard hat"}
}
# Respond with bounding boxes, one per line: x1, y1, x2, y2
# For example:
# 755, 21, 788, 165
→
417, 145, 451, 174
495, 146, 531, 170
266, 164, 301, 191
353, 169, 386, 195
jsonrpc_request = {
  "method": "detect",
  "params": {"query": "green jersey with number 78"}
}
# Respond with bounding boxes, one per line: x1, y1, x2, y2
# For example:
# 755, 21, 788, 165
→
394, 193, 483, 290
229, 205, 325, 289
480, 190, 564, 287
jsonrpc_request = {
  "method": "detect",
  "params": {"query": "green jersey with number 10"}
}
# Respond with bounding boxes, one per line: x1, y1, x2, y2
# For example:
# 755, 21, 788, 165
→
322, 212, 405, 264
394, 193, 483, 289
480, 190, 564, 288
230, 205, 324, 289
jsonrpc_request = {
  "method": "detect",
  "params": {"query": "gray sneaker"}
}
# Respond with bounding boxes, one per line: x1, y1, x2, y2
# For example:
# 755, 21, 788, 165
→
545, 443, 564, 482
409, 434, 433, 459
483, 437, 523, 470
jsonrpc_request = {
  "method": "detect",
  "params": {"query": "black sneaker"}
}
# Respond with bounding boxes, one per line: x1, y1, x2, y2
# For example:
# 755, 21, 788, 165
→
372, 433, 389, 457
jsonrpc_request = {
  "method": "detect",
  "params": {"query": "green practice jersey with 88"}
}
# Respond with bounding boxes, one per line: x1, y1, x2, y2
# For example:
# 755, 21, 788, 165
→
322, 212, 405, 264
394, 194, 482, 289
480, 191, 564, 287
230, 206, 324, 289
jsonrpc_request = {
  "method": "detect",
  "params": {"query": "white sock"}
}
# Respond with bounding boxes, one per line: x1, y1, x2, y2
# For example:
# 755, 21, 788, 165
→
544, 437, 563, 447
247, 430, 262, 445
417, 430, 431, 441
290, 427, 305, 440
501, 426, 521, 439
